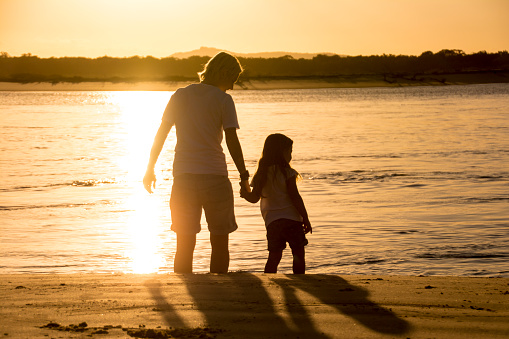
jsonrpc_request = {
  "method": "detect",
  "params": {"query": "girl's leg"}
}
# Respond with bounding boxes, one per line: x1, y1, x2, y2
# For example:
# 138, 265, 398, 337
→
291, 246, 305, 274
264, 250, 283, 273
210, 234, 229, 273
174, 234, 196, 273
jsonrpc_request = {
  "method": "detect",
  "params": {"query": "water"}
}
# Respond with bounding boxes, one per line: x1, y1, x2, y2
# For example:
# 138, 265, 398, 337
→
1, 84, 508, 276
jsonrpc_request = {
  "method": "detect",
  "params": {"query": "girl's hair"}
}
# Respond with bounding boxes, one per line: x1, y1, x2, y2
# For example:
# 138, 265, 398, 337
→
251, 133, 299, 194
198, 52, 243, 85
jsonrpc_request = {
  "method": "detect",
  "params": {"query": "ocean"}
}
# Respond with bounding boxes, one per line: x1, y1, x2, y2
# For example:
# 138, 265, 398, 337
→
1, 84, 508, 276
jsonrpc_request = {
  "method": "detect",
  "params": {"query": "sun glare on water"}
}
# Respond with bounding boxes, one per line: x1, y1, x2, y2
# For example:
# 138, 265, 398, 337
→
106, 91, 177, 273
111, 91, 174, 180
123, 188, 174, 274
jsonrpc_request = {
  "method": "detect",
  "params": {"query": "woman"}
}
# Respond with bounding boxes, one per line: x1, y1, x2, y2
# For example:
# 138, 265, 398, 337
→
143, 52, 250, 274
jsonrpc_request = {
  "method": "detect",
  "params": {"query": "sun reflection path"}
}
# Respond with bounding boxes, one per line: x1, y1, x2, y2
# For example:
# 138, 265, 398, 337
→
123, 185, 176, 273
110, 91, 176, 180
107, 91, 177, 273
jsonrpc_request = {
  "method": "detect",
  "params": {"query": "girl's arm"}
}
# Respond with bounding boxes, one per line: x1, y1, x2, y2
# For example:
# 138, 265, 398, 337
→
286, 176, 312, 234
143, 120, 173, 193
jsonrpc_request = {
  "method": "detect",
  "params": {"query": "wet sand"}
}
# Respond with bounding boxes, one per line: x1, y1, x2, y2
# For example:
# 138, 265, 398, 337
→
1, 273, 508, 338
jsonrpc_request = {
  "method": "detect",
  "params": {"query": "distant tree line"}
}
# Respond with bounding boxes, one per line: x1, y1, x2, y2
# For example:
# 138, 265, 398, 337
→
0, 50, 508, 84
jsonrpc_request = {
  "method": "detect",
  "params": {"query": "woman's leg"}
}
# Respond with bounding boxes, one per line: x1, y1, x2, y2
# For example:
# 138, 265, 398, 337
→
210, 234, 229, 273
291, 246, 305, 274
174, 233, 196, 273
264, 250, 283, 273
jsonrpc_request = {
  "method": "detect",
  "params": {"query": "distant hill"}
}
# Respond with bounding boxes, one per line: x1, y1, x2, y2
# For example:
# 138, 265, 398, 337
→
170, 46, 340, 59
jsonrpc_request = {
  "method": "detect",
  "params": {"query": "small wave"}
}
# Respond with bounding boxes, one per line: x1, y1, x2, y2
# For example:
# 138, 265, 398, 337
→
71, 179, 117, 186
305, 170, 411, 183
354, 258, 386, 265
417, 253, 507, 259
0, 178, 118, 192
0, 199, 114, 211
302, 169, 509, 185
299, 149, 509, 163
347, 154, 402, 159
301, 154, 402, 162
418, 149, 508, 157
0, 126, 52, 129
394, 230, 420, 234
461, 196, 509, 204
468, 174, 509, 181
415, 243, 508, 260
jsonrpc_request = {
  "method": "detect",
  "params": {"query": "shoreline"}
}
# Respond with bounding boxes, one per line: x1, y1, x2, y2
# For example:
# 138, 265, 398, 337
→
1, 72, 508, 91
1, 273, 508, 338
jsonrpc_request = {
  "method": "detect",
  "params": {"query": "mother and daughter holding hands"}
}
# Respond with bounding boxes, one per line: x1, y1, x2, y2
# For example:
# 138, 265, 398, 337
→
143, 52, 312, 275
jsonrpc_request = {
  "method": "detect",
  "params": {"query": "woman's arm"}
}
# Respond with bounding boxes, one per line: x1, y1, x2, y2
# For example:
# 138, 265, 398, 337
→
143, 120, 173, 193
224, 127, 250, 192
286, 176, 312, 234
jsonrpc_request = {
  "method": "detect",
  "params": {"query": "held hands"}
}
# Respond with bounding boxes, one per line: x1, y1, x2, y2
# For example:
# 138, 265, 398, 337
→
239, 180, 260, 203
240, 179, 251, 196
239, 180, 251, 201
143, 169, 156, 193
239, 170, 252, 201
239, 170, 250, 194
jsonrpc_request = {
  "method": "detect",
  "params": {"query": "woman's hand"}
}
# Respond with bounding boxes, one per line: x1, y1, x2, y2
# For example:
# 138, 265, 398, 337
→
143, 169, 156, 193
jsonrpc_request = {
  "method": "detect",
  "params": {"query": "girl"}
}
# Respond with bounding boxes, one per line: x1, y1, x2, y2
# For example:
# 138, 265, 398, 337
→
241, 133, 312, 274
143, 52, 250, 274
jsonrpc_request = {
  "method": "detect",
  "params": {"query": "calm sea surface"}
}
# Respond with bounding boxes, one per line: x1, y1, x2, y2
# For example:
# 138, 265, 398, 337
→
1, 84, 508, 276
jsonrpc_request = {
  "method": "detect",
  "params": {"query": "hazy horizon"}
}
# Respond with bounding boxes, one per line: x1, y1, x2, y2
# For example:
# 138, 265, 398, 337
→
1, 46, 340, 59
3, 46, 508, 60
1, 0, 508, 59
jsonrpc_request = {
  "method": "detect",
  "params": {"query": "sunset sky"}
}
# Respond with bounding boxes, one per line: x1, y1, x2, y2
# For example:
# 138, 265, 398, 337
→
1, 0, 508, 58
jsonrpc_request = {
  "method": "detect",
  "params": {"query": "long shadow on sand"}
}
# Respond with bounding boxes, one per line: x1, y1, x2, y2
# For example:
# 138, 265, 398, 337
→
275, 274, 411, 335
145, 279, 188, 329
180, 273, 329, 338
146, 273, 409, 338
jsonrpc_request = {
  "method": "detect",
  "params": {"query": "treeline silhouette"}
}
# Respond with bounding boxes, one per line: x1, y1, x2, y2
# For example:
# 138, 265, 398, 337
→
0, 50, 508, 84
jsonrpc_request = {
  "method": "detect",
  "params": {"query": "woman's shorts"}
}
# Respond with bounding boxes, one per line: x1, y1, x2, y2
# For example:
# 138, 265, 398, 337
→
170, 174, 237, 235
266, 218, 308, 252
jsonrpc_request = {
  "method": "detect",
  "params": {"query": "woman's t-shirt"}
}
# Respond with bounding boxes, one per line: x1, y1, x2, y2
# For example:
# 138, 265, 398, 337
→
260, 166, 303, 226
162, 83, 240, 176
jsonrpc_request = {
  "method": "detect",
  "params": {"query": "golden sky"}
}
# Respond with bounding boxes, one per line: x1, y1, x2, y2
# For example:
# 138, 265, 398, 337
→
1, 0, 508, 57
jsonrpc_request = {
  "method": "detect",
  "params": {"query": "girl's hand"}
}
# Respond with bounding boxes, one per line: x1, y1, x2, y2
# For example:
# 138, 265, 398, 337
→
143, 170, 156, 193
303, 219, 312, 234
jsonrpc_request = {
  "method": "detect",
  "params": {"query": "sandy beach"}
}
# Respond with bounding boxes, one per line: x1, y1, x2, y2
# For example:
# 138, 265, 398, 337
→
1, 273, 508, 338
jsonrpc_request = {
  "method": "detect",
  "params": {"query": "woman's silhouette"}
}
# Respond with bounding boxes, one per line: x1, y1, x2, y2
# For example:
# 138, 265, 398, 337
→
143, 52, 250, 273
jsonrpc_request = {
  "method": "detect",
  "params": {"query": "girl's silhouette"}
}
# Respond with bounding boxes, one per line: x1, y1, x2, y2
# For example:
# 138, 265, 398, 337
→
241, 133, 312, 274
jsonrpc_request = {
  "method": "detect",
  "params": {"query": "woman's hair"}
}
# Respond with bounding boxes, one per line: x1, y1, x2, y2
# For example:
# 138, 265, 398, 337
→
198, 52, 243, 85
251, 133, 298, 194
